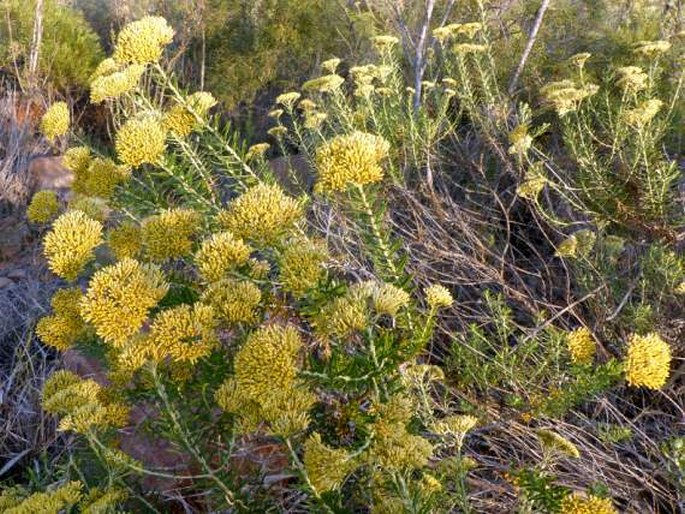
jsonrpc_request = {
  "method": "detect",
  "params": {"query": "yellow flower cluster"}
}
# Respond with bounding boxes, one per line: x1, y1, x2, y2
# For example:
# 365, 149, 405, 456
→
279, 237, 328, 296
370, 282, 410, 317
68, 196, 109, 222
624, 333, 671, 389
79, 487, 126, 514
218, 183, 303, 245
195, 231, 251, 282
616, 66, 649, 92
276, 91, 301, 108
315, 131, 390, 192
302, 74, 345, 93
541, 80, 599, 116
42, 370, 129, 433
568, 52, 591, 68
163, 91, 217, 136
453, 43, 488, 54
303, 432, 357, 492
555, 229, 596, 259
315, 289, 368, 339
201, 279, 261, 324
113, 16, 174, 65
0, 481, 83, 514
40, 102, 70, 139
90, 57, 118, 80
36, 288, 85, 351
517, 165, 548, 200
425, 284, 454, 309
115, 115, 167, 167
432, 22, 483, 42
624, 99, 663, 127
245, 143, 271, 161
633, 40, 671, 57
62, 146, 91, 174
536, 429, 580, 458
43, 210, 103, 280
107, 222, 142, 260
508, 123, 533, 155
27, 190, 60, 223
90, 64, 145, 103
72, 157, 131, 198
142, 207, 200, 261
371, 35, 400, 49
560, 493, 617, 514
566, 327, 596, 364
148, 304, 217, 363
367, 396, 433, 471
216, 325, 315, 435
80, 258, 169, 347
431, 414, 478, 436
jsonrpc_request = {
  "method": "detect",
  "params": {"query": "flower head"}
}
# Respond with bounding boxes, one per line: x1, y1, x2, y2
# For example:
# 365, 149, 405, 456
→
541, 81, 598, 116
315, 131, 390, 192
195, 231, 251, 282
322, 57, 342, 73
68, 196, 110, 222
568, 52, 591, 68
560, 493, 617, 514
0, 481, 83, 513
276, 91, 301, 108
245, 143, 271, 161
218, 183, 303, 246
36, 288, 85, 351
633, 40, 671, 57
624, 333, 671, 389
72, 157, 131, 198
62, 146, 91, 174
40, 102, 70, 139
616, 66, 649, 92
27, 190, 60, 223
201, 279, 261, 324
90, 57, 119, 81
233, 324, 303, 403
517, 165, 548, 200
43, 210, 103, 280
148, 303, 217, 363
142, 207, 200, 261
90, 64, 145, 103
115, 114, 167, 167
279, 237, 328, 296
113, 16, 174, 65
425, 284, 453, 309
566, 327, 596, 364
536, 429, 580, 458
555, 229, 596, 258
302, 74, 345, 93
80, 258, 169, 347
372, 35, 400, 49
624, 99, 663, 127
162, 91, 216, 136
303, 432, 356, 492
107, 222, 142, 260
508, 123, 533, 155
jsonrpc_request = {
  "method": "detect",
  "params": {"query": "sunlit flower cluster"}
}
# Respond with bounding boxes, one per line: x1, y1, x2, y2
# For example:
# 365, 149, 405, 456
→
42, 370, 129, 433
624, 99, 663, 127
115, 114, 167, 167
107, 222, 142, 260
79, 487, 127, 514
36, 288, 86, 351
303, 432, 357, 492
279, 237, 328, 296
508, 123, 533, 155
624, 332, 671, 389
62, 146, 91, 174
541, 80, 599, 116
68, 196, 109, 222
632, 40, 671, 57
302, 74, 345, 93
72, 157, 131, 199
616, 66, 649, 92
315, 131, 390, 192
80, 258, 169, 347
195, 231, 251, 282
425, 284, 453, 309
201, 279, 261, 324
560, 493, 617, 514
245, 143, 270, 161
40, 102, 70, 140
366, 396, 433, 470
536, 429, 580, 458
163, 91, 217, 136
148, 303, 217, 363
90, 64, 145, 103
555, 229, 596, 258
315, 288, 368, 339
517, 165, 548, 200
27, 190, 60, 223
566, 327, 596, 365
113, 16, 174, 65
0, 481, 83, 514
43, 210, 103, 280
142, 207, 200, 261
218, 183, 303, 245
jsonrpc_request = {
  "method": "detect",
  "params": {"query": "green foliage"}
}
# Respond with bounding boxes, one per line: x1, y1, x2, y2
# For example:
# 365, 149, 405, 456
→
0, 0, 104, 92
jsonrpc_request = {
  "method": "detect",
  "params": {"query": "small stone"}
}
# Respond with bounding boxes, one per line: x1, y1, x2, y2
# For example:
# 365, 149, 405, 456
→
0, 277, 13, 288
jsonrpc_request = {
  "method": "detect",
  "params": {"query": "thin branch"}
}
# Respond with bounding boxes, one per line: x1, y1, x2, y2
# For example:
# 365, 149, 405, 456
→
507, 0, 551, 95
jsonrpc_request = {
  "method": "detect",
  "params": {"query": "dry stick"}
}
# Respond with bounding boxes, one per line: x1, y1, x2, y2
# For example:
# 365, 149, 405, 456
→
507, 0, 551, 95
